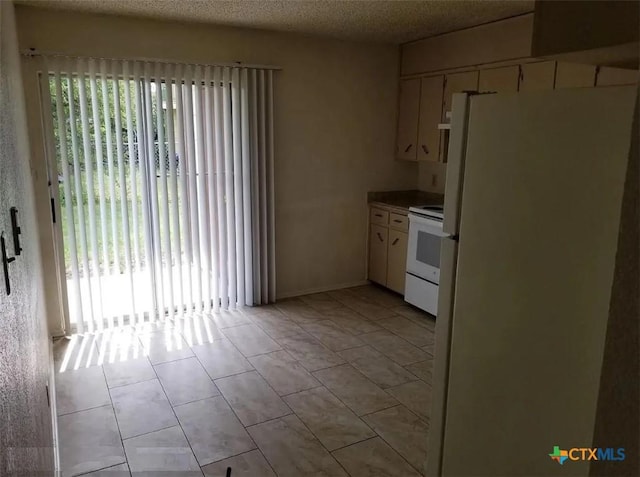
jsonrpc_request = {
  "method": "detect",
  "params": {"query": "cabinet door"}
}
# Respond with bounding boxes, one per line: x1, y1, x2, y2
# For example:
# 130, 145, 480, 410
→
478, 65, 520, 93
417, 75, 444, 161
555, 62, 596, 88
441, 71, 479, 162
396, 78, 421, 160
443, 70, 479, 120
596, 66, 639, 86
386, 229, 408, 294
368, 224, 388, 285
519, 61, 556, 91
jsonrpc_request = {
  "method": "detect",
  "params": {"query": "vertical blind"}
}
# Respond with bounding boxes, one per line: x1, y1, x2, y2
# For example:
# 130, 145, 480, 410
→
41, 57, 276, 334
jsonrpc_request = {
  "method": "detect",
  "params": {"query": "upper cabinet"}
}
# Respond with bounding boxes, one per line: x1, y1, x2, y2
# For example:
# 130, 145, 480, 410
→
396, 76, 444, 162
417, 75, 444, 161
519, 61, 556, 91
443, 71, 479, 120
401, 14, 533, 76
478, 65, 521, 93
596, 66, 639, 86
555, 62, 597, 88
396, 10, 638, 189
396, 78, 421, 160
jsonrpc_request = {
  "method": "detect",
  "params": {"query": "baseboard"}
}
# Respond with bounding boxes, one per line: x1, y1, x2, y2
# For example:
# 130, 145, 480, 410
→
48, 339, 60, 474
277, 280, 370, 300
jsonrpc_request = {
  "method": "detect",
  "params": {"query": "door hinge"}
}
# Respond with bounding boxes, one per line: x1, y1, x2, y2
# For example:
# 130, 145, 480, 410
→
50, 198, 56, 223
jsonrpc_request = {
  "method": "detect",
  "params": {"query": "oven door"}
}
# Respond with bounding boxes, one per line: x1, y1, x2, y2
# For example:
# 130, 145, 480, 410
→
407, 214, 449, 284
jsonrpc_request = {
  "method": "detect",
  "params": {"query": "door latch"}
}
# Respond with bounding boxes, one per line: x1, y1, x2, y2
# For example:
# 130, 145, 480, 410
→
10, 207, 22, 256
2, 233, 16, 295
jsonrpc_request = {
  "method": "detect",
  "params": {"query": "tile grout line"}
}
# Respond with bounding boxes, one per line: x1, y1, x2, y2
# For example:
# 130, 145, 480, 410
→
100, 365, 129, 473
56, 402, 113, 418
282, 384, 381, 455
121, 422, 182, 442
146, 347, 206, 475
213, 367, 295, 427
329, 435, 379, 454
277, 406, 353, 477
106, 375, 157, 391
186, 337, 263, 468
74, 462, 128, 476
364, 426, 428, 476
359, 401, 431, 475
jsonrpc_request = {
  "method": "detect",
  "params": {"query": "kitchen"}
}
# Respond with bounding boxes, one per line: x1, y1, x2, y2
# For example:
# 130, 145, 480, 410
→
1, 1, 638, 476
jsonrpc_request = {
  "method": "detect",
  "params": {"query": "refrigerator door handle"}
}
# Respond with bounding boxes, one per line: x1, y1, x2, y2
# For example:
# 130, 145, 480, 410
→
443, 93, 472, 236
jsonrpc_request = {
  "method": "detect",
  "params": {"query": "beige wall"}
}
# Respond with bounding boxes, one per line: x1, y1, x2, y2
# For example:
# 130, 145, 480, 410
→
16, 6, 417, 331
532, 0, 639, 68
0, 1, 54, 472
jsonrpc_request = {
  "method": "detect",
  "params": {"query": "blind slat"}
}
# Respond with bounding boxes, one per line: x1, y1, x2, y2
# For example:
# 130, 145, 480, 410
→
164, 63, 185, 317
154, 62, 175, 319
111, 60, 136, 326
193, 65, 211, 312
134, 61, 156, 322
174, 64, 194, 313
77, 58, 104, 331
231, 68, 245, 307
204, 66, 220, 311
184, 65, 203, 311
123, 60, 143, 326
222, 67, 237, 308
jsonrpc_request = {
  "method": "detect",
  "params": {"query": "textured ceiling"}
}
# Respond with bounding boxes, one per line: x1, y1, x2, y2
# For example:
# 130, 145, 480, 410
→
17, 0, 534, 44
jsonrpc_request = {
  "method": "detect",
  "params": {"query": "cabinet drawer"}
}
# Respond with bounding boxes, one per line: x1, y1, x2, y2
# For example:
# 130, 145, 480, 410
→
370, 208, 389, 225
389, 213, 409, 231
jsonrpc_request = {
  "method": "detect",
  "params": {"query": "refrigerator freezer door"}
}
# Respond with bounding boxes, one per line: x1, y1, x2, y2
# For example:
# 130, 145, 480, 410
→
440, 87, 636, 476
442, 93, 472, 236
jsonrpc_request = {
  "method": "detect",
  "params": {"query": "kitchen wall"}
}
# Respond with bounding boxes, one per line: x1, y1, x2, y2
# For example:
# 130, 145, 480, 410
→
15, 6, 417, 332
0, 1, 54, 473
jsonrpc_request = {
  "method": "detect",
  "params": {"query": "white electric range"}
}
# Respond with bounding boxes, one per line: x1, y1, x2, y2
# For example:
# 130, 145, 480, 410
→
405, 204, 447, 315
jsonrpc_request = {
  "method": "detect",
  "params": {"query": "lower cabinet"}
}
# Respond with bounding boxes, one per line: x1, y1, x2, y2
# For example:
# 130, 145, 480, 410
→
368, 207, 409, 295
368, 224, 388, 285
386, 229, 408, 294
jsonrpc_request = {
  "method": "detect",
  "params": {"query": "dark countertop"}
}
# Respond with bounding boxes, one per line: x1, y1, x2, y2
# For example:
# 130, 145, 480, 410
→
368, 189, 444, 212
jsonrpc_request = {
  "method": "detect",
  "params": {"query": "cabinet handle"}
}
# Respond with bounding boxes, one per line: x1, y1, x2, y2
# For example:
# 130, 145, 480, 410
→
375, 214, 383, 218
376, 232, 384, 242
393, 219, 402, 223
392, 238, 399, 245
421, 145, 429, 155
404, 144, 413, 153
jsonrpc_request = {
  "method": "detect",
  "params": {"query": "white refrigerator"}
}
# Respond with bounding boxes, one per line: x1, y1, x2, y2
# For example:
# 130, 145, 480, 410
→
427, 86, 637, 476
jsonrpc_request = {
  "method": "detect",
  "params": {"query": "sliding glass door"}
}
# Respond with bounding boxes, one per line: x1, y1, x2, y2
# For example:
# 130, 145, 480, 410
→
41, 58, 276, 335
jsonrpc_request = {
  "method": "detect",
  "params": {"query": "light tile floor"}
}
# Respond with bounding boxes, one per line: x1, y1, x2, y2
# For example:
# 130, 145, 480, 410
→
53, 285, 435, 477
